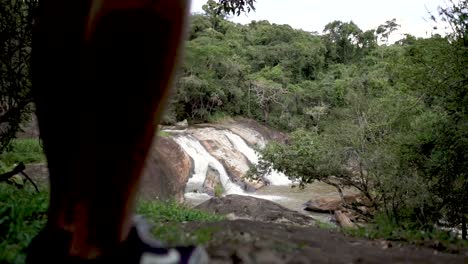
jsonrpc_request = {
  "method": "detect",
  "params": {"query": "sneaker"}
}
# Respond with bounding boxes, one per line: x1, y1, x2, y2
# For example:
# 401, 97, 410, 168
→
26, 216, 209, 264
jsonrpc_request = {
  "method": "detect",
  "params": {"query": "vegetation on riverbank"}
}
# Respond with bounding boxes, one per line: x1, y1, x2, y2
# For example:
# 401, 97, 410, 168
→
0, 183, 222, 263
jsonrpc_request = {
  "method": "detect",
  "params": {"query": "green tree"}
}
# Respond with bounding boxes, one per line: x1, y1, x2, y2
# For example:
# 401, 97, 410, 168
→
0, 0, 38, 152
376, 18, 400, 44
322, 21, 363, 64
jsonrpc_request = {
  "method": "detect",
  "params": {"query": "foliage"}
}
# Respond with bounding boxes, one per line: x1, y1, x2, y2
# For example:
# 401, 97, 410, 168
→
0, 0, 37, 153
345, 213, 468, 252
171, 13, 328, 130
216, 0, 256, 16
0, 184, 48, 264
136, 200, 223, 223
158, 130, 171, 138
136, 200, 224, 246
0, 191, 222, 262
150, 223, 219, 246
0, 139, 44, 171
258, 0, 468, 239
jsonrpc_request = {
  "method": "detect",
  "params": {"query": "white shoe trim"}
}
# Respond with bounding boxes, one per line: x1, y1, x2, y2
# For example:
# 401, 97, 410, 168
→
140, 249, 180, 264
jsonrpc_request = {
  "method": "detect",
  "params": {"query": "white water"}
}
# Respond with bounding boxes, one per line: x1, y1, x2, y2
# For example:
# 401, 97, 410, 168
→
224, 130, 292, 186
174, 135, 245, 195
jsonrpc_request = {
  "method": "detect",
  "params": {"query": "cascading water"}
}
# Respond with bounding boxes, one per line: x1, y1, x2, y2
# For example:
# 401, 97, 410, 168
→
171, 130, 285, 203
164, 126, 337, 222
174, 135, 245, 196
223, 130, 292, 186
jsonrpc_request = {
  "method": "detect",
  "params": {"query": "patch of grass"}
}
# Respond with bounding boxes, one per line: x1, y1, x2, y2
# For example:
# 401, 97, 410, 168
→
158, 130, 171, 137
344, 214, 468, 252
0, 184, 49, 264
137, 200, 223, 245
0, 139, 45, 172
151, 223, 219, 246
0, 193, 221, 262
137, 200, 223, 223
207, 112, 232, 124
316, 220, 336, 230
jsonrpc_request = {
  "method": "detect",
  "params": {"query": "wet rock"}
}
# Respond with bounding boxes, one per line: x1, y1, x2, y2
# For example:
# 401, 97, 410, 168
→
219, 117, 288, 146
196, 195, 315, 226
203, 166, 221, 196
192, 127, 264, 191
175, 119, 188, 128
140, 137, 192, 202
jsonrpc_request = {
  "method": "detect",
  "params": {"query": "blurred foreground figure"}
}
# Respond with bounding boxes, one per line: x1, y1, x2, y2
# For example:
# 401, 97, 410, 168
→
27, 0, 207, 263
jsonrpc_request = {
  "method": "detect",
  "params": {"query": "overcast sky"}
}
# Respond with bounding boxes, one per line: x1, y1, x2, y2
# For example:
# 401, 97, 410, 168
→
190, 0, 451, 42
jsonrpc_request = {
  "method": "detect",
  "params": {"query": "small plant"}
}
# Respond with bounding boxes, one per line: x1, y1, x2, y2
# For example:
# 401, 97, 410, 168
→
158, 130, 171, 137
0, 184, 49, 263
316, 220, 337, 230
0, 139, 45, 171
214, 182, 224, 198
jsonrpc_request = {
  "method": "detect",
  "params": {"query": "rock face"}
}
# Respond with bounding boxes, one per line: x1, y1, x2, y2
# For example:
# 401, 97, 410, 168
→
196, 195, 315, 226
217, 117, 288, 148
203, 166, 221, 196
191, 127, 264, 191
180, 220, 464, 264
140, 137, 192, 202
175, 119, 188, 128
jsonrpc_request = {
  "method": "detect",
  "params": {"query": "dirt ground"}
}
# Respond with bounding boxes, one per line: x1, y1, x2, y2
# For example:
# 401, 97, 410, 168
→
181, 219, 467, 264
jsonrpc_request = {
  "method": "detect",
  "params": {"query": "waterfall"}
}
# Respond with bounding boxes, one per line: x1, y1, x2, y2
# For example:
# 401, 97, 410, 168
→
174, 135, 245, 195
224, 131, 292, 186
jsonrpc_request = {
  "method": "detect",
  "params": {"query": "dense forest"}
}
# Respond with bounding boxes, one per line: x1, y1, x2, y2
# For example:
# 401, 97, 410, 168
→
1, 0, 467, 243
165, 0, 468, 238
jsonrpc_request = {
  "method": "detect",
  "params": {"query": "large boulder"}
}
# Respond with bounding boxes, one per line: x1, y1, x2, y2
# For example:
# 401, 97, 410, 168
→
196, 195, 315, 226
218, 117, 288, 147
304, 193, 364, 213
175, 119, 188, 128
140, 137, 192, 202
304, 197, 343, 213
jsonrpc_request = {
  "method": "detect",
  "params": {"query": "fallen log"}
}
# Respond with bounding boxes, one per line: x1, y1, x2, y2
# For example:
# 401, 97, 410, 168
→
0, 162, 40, 193
335, 210, 356, 229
